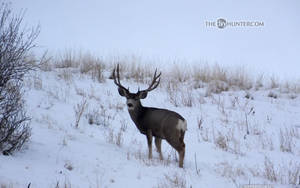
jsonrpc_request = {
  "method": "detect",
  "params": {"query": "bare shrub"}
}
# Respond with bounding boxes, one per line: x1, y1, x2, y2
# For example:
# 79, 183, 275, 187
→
74, 99, 88, 128
0, 3, 39, 155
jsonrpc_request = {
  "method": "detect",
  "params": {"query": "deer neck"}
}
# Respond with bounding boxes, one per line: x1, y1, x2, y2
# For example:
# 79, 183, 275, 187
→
128, 100, 145, 126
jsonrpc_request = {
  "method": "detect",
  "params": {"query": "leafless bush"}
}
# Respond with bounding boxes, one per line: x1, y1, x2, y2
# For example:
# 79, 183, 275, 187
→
74, 99, 88, 128
0, 3, 39, 155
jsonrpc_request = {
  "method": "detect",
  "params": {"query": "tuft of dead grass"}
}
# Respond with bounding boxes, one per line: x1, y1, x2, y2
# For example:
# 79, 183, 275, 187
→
156, 172, 186, 188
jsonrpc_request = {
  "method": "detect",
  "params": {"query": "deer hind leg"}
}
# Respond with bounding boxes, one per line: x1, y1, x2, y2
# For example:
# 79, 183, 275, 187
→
155, 137, 163, 160
178, 130, 186, 168
146, 129, 153, 159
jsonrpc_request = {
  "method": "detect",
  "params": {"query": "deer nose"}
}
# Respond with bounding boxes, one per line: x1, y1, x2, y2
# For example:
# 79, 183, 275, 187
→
127, 103, 133, 107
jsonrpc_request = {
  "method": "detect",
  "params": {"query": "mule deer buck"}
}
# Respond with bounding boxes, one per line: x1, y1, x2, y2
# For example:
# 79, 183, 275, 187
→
113, 64, 187, 168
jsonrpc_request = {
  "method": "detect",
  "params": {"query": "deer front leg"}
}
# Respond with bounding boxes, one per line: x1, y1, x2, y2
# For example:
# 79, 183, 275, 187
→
155, 137, 163, 160
146, 129, 153, 159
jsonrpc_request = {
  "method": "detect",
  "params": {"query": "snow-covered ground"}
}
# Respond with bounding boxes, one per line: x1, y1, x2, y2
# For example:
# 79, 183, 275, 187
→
0, 63, 300, 188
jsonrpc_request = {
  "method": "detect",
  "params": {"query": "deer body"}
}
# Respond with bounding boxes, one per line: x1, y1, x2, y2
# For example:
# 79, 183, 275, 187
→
113, 65, 186, 168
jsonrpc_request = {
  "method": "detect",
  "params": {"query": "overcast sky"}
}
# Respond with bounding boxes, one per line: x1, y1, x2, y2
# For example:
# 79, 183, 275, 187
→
10, 0, 300, 80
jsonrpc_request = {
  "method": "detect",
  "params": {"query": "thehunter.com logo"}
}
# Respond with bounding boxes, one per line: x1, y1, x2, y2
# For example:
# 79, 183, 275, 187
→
206, 18, 264, 29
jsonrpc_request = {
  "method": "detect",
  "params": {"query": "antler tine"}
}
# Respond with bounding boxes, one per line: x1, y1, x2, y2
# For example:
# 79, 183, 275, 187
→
141, 68, 161, 93
113, 64, 128, 91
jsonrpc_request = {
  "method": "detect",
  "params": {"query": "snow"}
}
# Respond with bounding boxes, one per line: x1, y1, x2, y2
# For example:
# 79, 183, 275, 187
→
0, 67, 300, 187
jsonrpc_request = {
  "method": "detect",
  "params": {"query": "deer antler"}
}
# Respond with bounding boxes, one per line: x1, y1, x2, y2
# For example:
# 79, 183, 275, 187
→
113, 64, 129, 92
138, 68, 161, 93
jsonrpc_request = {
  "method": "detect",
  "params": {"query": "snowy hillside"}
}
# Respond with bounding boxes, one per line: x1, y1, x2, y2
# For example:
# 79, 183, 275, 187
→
0, 57, 300, 188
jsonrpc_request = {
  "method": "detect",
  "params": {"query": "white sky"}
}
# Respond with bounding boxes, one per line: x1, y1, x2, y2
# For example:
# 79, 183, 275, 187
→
10, 0, 300, 80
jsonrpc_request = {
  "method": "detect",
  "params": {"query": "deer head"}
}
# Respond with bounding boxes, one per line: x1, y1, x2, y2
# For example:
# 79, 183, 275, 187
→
113, 64, 161, 110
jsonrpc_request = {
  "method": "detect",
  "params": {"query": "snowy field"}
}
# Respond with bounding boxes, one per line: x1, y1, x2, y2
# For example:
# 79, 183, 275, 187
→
1, 1, 300, 187
0, 58, 300, 188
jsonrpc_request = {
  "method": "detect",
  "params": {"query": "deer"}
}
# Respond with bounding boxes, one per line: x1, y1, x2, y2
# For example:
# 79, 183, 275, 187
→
113, 64, 187, 168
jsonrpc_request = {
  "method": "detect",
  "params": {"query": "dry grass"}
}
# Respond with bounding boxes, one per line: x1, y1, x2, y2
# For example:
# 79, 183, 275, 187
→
156, 172, 187, 188
74, 98, 88, 128
279, 127, 296, 153
263, 156, 278, 182
107, 128, 123, 147
39, 50, 300, 96
86, 105, 115, 127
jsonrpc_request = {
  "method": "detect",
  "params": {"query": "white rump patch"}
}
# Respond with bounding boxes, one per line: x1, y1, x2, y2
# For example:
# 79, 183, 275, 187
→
176, 119, 187, 131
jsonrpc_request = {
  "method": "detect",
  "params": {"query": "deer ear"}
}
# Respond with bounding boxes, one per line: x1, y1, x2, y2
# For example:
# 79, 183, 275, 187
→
138, 91, 148, 99
118, 88, 127, 97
